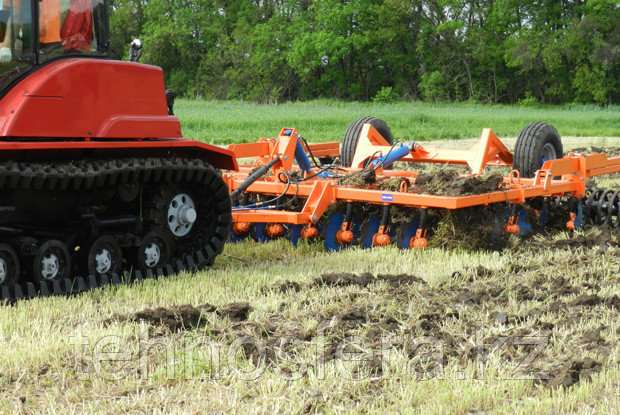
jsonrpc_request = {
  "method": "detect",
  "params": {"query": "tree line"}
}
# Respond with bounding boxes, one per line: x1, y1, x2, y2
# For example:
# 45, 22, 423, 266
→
109, 0, 619, 104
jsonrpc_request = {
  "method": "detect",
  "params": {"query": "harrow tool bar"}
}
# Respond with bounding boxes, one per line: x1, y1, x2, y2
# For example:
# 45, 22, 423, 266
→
225, 125, 620, 249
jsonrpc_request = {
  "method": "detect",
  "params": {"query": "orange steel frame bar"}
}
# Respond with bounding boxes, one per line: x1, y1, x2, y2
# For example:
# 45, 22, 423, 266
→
225, 126, 620, 226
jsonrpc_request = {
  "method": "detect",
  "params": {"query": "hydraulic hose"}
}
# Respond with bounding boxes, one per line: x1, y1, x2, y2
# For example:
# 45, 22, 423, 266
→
230, 156, 280, 200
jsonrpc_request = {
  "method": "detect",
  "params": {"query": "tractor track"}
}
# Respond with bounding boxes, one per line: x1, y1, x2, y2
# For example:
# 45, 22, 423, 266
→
0, 157, 232, 303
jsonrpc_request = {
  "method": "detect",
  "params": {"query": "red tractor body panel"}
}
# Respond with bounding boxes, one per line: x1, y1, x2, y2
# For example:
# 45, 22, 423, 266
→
0, 59, 237, 170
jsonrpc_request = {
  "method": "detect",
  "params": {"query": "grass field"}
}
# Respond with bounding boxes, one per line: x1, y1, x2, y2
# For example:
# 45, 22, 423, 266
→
0, 118, 619, 413
176, 100, 620, 145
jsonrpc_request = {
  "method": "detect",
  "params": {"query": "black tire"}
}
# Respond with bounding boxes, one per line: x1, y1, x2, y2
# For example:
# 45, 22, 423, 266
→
87, 235, 123, 277
33, 240, 71, 282
137, 230, 171, 271
341, 117, 394, 167
0, 243, 20, 286
513, 122, 563, 178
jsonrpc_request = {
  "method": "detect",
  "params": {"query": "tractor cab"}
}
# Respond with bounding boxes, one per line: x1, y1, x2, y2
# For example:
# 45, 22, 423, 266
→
0, 0, 110, 96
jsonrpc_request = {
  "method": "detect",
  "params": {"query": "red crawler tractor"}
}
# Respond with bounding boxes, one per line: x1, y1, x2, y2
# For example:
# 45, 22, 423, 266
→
0, 0, 235, 291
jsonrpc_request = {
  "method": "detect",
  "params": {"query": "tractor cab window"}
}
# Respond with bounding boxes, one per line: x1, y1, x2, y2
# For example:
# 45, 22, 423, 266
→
0, 0, 109, 92
0, 0, 34, 80
39, 0, 110, 62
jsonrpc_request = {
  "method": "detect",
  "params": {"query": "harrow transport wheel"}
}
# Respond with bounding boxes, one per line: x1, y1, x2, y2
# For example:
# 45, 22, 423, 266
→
341, 116, 394, 167
514, 122, 563, 178
137, 231, 171, 271
87, 235, 123, 277
33, 240, 71, 282
0, 244, 20, 286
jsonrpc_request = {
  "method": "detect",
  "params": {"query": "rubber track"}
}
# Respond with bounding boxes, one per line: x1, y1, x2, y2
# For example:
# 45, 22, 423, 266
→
0, 157, 232, 303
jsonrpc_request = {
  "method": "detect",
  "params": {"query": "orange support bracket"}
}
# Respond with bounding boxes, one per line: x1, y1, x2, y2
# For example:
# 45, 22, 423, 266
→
469, 128, 513, 174
350, 124, 393, 168
350, 125, 513, 174
300, 181, 335, 223
269, 128, 300, 172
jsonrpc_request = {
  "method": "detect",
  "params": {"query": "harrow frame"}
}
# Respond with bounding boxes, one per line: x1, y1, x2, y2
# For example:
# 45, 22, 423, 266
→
225, 125, 620, 247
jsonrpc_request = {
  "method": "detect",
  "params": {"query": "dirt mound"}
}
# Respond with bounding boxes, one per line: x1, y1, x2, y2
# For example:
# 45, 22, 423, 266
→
545, 358, 602, 389
108, 302, 252, 332
311, 273, 425, 288
109, 304, 216, 331
264, 280, 302, 293
551, 233, 620, 249
414, 170, 504, 196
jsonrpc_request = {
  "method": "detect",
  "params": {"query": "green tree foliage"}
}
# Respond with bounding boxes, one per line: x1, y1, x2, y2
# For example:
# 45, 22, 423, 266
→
109, 0, 620, 104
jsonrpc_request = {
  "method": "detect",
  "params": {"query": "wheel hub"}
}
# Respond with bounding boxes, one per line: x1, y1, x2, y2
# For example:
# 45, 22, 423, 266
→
143, 243, 161, 267
167, 193, 197, 237
95, 249, 112, 274
41, 254, 59, 280
541, 143, 557, 163
0, 258, 6, 284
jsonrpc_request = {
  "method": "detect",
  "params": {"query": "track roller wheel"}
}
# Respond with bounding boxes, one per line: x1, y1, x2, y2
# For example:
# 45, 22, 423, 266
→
513, 122, 563, 178
33, 240, 71, 282
137, 231, 171, 271
341, 116, 394, 167
118, 183, 140, 202
87, 235, 123, 277
0, 244, 20, 286
166, 192, 198, 238
150, 183, 228, 256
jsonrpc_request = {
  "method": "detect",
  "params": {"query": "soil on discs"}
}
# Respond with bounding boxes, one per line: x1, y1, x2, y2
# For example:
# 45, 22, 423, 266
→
414, 169, 505, 196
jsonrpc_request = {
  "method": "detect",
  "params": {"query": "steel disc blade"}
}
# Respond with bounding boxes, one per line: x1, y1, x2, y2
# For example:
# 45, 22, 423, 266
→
323, 212, 362, 251
289, 224, 304, 246
538, 200, 548, 227
359, 215, 381, 248
396, 219, 420, 249
253, 223, 268, 243
230, 226, 253, 243
574, 203, 584, 229
496, 207, 533, 237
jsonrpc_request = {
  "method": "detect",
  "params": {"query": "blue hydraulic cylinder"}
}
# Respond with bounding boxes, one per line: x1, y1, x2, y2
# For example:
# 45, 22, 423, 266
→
372, 142, 414, 169
294, 139, 312, 173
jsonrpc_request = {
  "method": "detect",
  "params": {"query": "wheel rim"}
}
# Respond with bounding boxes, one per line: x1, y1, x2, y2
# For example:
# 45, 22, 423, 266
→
167, 193, 197, 237
541, 143, 557, 163
95, 249, 113, 274
143, 243, 161, 267
0, 258, 7, 284
40, 254, 60, 280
